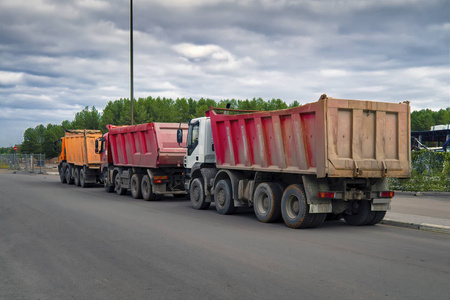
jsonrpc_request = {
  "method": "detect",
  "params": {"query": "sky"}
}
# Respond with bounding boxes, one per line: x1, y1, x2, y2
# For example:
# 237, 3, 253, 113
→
0, 0, 449, 147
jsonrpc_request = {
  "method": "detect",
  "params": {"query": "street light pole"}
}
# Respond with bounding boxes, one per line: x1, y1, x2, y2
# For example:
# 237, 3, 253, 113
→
130, 0, 134, 125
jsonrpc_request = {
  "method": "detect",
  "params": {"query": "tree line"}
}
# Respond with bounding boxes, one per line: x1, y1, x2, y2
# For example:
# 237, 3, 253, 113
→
411, 108, 450, 131
1, 96, 448, 158
1, 96, 295, 157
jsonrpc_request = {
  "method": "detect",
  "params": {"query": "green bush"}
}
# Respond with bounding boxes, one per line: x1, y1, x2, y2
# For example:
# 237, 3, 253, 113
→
390, 150, 450, 192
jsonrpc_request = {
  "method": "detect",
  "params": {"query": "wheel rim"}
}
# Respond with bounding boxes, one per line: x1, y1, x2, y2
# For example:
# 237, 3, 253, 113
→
256, 193, 269, 215
216, 188, 226, 207
142, 179, 148, 197
192, 184, 200, 204
104, 173, 108, 188
115, 174, 120, 188
286, 195, 300, 219
131, 178, 136, 192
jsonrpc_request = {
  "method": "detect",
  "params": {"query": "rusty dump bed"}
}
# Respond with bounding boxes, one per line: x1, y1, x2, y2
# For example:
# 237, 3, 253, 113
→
64, 129, 102, 168
106, 123, 188, 168
208, 95, 411, 178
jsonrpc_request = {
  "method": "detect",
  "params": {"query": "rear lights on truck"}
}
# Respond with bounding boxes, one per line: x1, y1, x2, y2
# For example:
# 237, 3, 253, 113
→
317, 192, 336, 198
379, 191, 395, 198
317, 191, 395, 199
153, 175, 168, 184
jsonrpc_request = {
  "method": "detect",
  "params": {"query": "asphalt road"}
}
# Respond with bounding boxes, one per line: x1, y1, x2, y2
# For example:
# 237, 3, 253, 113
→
1, 172, 449, 300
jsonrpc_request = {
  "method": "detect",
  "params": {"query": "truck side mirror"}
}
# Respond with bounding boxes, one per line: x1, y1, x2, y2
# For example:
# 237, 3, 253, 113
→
53, 138, 61, 151
177, 129, 183, 145
96, 137, 106, 154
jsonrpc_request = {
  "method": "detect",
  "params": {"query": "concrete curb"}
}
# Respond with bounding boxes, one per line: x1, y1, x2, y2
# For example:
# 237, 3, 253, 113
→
381, 219, 450, 234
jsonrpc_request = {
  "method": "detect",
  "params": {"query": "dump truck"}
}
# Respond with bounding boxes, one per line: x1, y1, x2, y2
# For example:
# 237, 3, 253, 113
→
56, 129, 103, 187
95, 122, 188, 200
177, 94, 411, 228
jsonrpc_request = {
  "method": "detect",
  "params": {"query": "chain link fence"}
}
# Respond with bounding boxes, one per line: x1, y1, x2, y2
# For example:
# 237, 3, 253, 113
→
0, 153, 50, 174
390, 150, 450, 192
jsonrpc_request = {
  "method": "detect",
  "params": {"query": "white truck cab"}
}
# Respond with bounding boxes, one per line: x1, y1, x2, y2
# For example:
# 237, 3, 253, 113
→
184, 117, 215, 170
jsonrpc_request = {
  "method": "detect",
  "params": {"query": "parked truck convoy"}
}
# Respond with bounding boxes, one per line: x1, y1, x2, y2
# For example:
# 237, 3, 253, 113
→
56, 129, 103, 187
177, 95, 411, 228
55, 95, 411, 229
95, 123, 188, 200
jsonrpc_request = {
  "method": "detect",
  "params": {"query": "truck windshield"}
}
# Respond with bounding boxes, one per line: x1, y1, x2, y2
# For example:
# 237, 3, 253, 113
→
187, 121, 199, 156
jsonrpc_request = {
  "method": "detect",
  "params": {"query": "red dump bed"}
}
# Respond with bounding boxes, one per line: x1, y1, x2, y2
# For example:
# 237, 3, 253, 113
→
106, 123, 187, 168
208, 95, 411, 178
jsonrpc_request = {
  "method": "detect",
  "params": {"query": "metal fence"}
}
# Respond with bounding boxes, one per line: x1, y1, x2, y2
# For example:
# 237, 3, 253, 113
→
0, 153, 47, 174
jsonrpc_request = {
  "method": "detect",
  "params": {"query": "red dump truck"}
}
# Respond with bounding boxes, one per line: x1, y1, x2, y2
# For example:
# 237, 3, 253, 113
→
177, 94, 411, 228
56, 129, 103, 187
96, 123, 188, 200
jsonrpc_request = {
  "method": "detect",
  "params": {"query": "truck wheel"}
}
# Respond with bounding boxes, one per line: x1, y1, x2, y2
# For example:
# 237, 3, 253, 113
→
367, 211, 386, 225
131, 174, 143, 199
190, 178, 210, 210
80, 169, 87, 188
74, 168, 80, 186
281, 184, 315, 229
115, 172, 127, 195
343, 200, 372, 226
214, 179, 235, 215
141, 175, 157, 201
59, 165, 66, 183
104, 171, 114, 193
253, 182, 282, 223
65, 166, 73, 184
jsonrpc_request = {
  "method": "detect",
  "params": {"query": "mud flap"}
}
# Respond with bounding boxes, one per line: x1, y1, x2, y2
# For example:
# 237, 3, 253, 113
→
302, 175, 332, 213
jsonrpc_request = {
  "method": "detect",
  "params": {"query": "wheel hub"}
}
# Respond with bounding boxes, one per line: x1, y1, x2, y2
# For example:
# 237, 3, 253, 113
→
217, 190, 225, 206
262, 196, 269, 210
193, 186, 200, 204
287, 195, 300, 219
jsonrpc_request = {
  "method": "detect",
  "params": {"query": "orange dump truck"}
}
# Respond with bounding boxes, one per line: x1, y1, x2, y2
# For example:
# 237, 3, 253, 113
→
56, 129, 103, 187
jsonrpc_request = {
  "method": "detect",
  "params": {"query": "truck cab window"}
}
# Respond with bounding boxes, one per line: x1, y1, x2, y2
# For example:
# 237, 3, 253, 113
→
188, 121, 199, 156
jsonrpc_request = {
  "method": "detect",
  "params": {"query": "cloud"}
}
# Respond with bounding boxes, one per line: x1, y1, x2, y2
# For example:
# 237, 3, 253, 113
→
0, 0, 449, 147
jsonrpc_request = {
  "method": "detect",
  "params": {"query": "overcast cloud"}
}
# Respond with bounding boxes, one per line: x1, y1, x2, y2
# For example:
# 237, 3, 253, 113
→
0, 0, 449, 146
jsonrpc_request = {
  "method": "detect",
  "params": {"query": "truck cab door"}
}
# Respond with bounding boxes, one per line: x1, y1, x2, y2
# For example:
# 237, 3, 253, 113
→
185, 117, 216, 169
185, 120, 201, 169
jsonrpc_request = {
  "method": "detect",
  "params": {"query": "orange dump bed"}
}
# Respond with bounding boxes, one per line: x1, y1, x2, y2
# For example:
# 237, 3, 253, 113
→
63, 129, 102, 168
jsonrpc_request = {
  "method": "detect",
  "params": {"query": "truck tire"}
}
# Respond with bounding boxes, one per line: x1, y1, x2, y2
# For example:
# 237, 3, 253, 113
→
253, 182, 282, 223
214, 179, 235, 215
141, 175, 157, 201
343, 200, 372, 226
80, 169, 87, 188
59, 165, 66, 183
104, 171, 114, 193
131, 174, 143, 199
308, 213, 327, 228
65, 166, 73, 184
281, 184, 315, 229
367, 211, 386, 225
190, 178, 210, 210
115, 172, 127, 195
74, 168, 80, 186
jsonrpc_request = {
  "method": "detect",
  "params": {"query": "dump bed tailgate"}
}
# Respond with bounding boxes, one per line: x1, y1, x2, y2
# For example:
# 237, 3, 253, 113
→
326, 98, 410, 178
65, 130, 102, 168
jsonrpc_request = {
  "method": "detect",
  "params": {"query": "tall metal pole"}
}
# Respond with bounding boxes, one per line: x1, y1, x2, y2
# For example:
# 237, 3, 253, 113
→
130, 0, 134, 125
